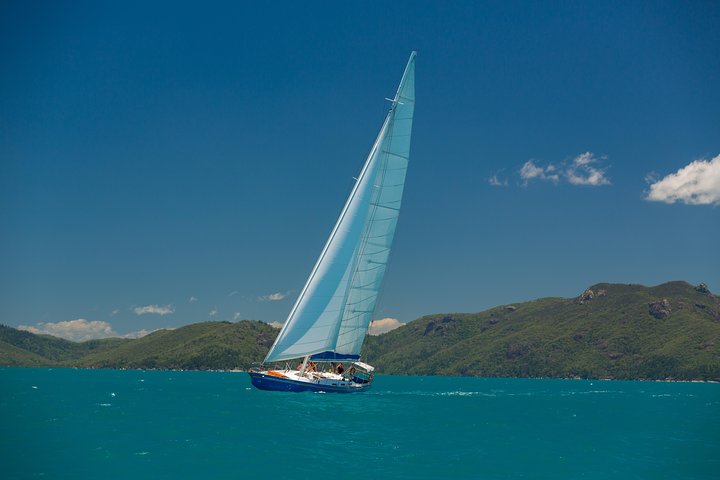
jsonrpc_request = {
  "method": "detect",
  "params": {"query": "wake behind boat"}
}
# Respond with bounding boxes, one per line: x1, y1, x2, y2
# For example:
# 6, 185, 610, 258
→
249, 52, 417, 393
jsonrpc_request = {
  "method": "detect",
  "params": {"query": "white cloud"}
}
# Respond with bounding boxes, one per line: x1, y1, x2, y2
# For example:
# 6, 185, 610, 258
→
18, 319, 166, 342
189, 296, 198, 303
228, 291, 238, 297
520, 160, 545, 181
209, 309, 218, 317
233, 312, 241, 320
259, 292, 288, 302
645, 154, 720, 206
19, 319, 117, 342
368, 317, 404, 336
565, 152, 611, 186
133, 304, 175, 316
519, 160, 560, 185
518, 153, 610, 187
111, 309, 120, 316
488, 173, 508, 187
269, 321, 284, 329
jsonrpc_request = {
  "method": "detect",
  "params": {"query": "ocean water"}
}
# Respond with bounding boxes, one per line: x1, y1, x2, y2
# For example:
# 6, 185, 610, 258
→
1, 368, 718, 479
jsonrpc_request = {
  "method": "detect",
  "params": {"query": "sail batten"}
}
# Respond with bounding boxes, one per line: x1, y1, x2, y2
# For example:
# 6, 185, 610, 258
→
264, 52, 416, 363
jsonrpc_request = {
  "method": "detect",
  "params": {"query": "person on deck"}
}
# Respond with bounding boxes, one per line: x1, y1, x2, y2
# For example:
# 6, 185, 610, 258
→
336, 363, 344, 375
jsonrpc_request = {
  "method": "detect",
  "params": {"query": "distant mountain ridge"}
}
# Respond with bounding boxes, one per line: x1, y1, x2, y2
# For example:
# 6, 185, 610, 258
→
362, 281, 720, 381
2, 281, 719, 380
0, 325, 130, 367
0, 321, 277, 370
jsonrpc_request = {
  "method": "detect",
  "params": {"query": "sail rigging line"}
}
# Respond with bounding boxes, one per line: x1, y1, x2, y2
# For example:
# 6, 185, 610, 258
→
382, 151, 410, 160
345, 294, 380, 308
354, 263, 386, 274
370, 201, 401, 211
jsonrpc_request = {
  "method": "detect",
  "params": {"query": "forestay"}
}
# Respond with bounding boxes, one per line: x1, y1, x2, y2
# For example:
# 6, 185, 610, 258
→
265, 52, 416, 362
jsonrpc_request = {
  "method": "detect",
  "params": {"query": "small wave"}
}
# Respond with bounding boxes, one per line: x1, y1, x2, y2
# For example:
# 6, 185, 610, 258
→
135, 452, 150, 456
560, 390, 622, 396
437, 391, 497, 397
372, 390, 498, 397
97, 403, 112, 407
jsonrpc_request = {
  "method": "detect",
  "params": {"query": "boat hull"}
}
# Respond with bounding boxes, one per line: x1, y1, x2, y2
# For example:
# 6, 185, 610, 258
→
248, 371, 371, 393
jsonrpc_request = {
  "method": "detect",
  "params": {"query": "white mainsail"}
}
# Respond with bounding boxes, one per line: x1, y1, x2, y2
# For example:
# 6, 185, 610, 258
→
265, 52, 416, 363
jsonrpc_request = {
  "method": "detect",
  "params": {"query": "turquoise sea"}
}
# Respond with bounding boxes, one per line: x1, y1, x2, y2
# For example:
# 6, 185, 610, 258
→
1, 368, 718, 479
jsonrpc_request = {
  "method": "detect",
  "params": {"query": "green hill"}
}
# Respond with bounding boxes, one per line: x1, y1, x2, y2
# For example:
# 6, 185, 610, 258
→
74, 320, 277, 370
0, 339, 55, 367
2, 282, 719, 380
361, 281, 720, 380
0, 324, 130, 366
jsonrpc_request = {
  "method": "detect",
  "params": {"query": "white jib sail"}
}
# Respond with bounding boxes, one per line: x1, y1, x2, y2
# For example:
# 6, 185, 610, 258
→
265, 52, 416, 362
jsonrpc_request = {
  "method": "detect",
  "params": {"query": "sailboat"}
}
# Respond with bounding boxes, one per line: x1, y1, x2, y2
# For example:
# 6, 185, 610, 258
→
249, 52, 416, 393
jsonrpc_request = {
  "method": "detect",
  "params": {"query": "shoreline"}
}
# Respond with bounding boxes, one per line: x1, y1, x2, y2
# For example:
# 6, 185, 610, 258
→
1, 365, 717, 383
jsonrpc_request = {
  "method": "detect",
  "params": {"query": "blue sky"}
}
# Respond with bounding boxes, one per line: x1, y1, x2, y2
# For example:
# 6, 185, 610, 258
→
1, 1, 719, 339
